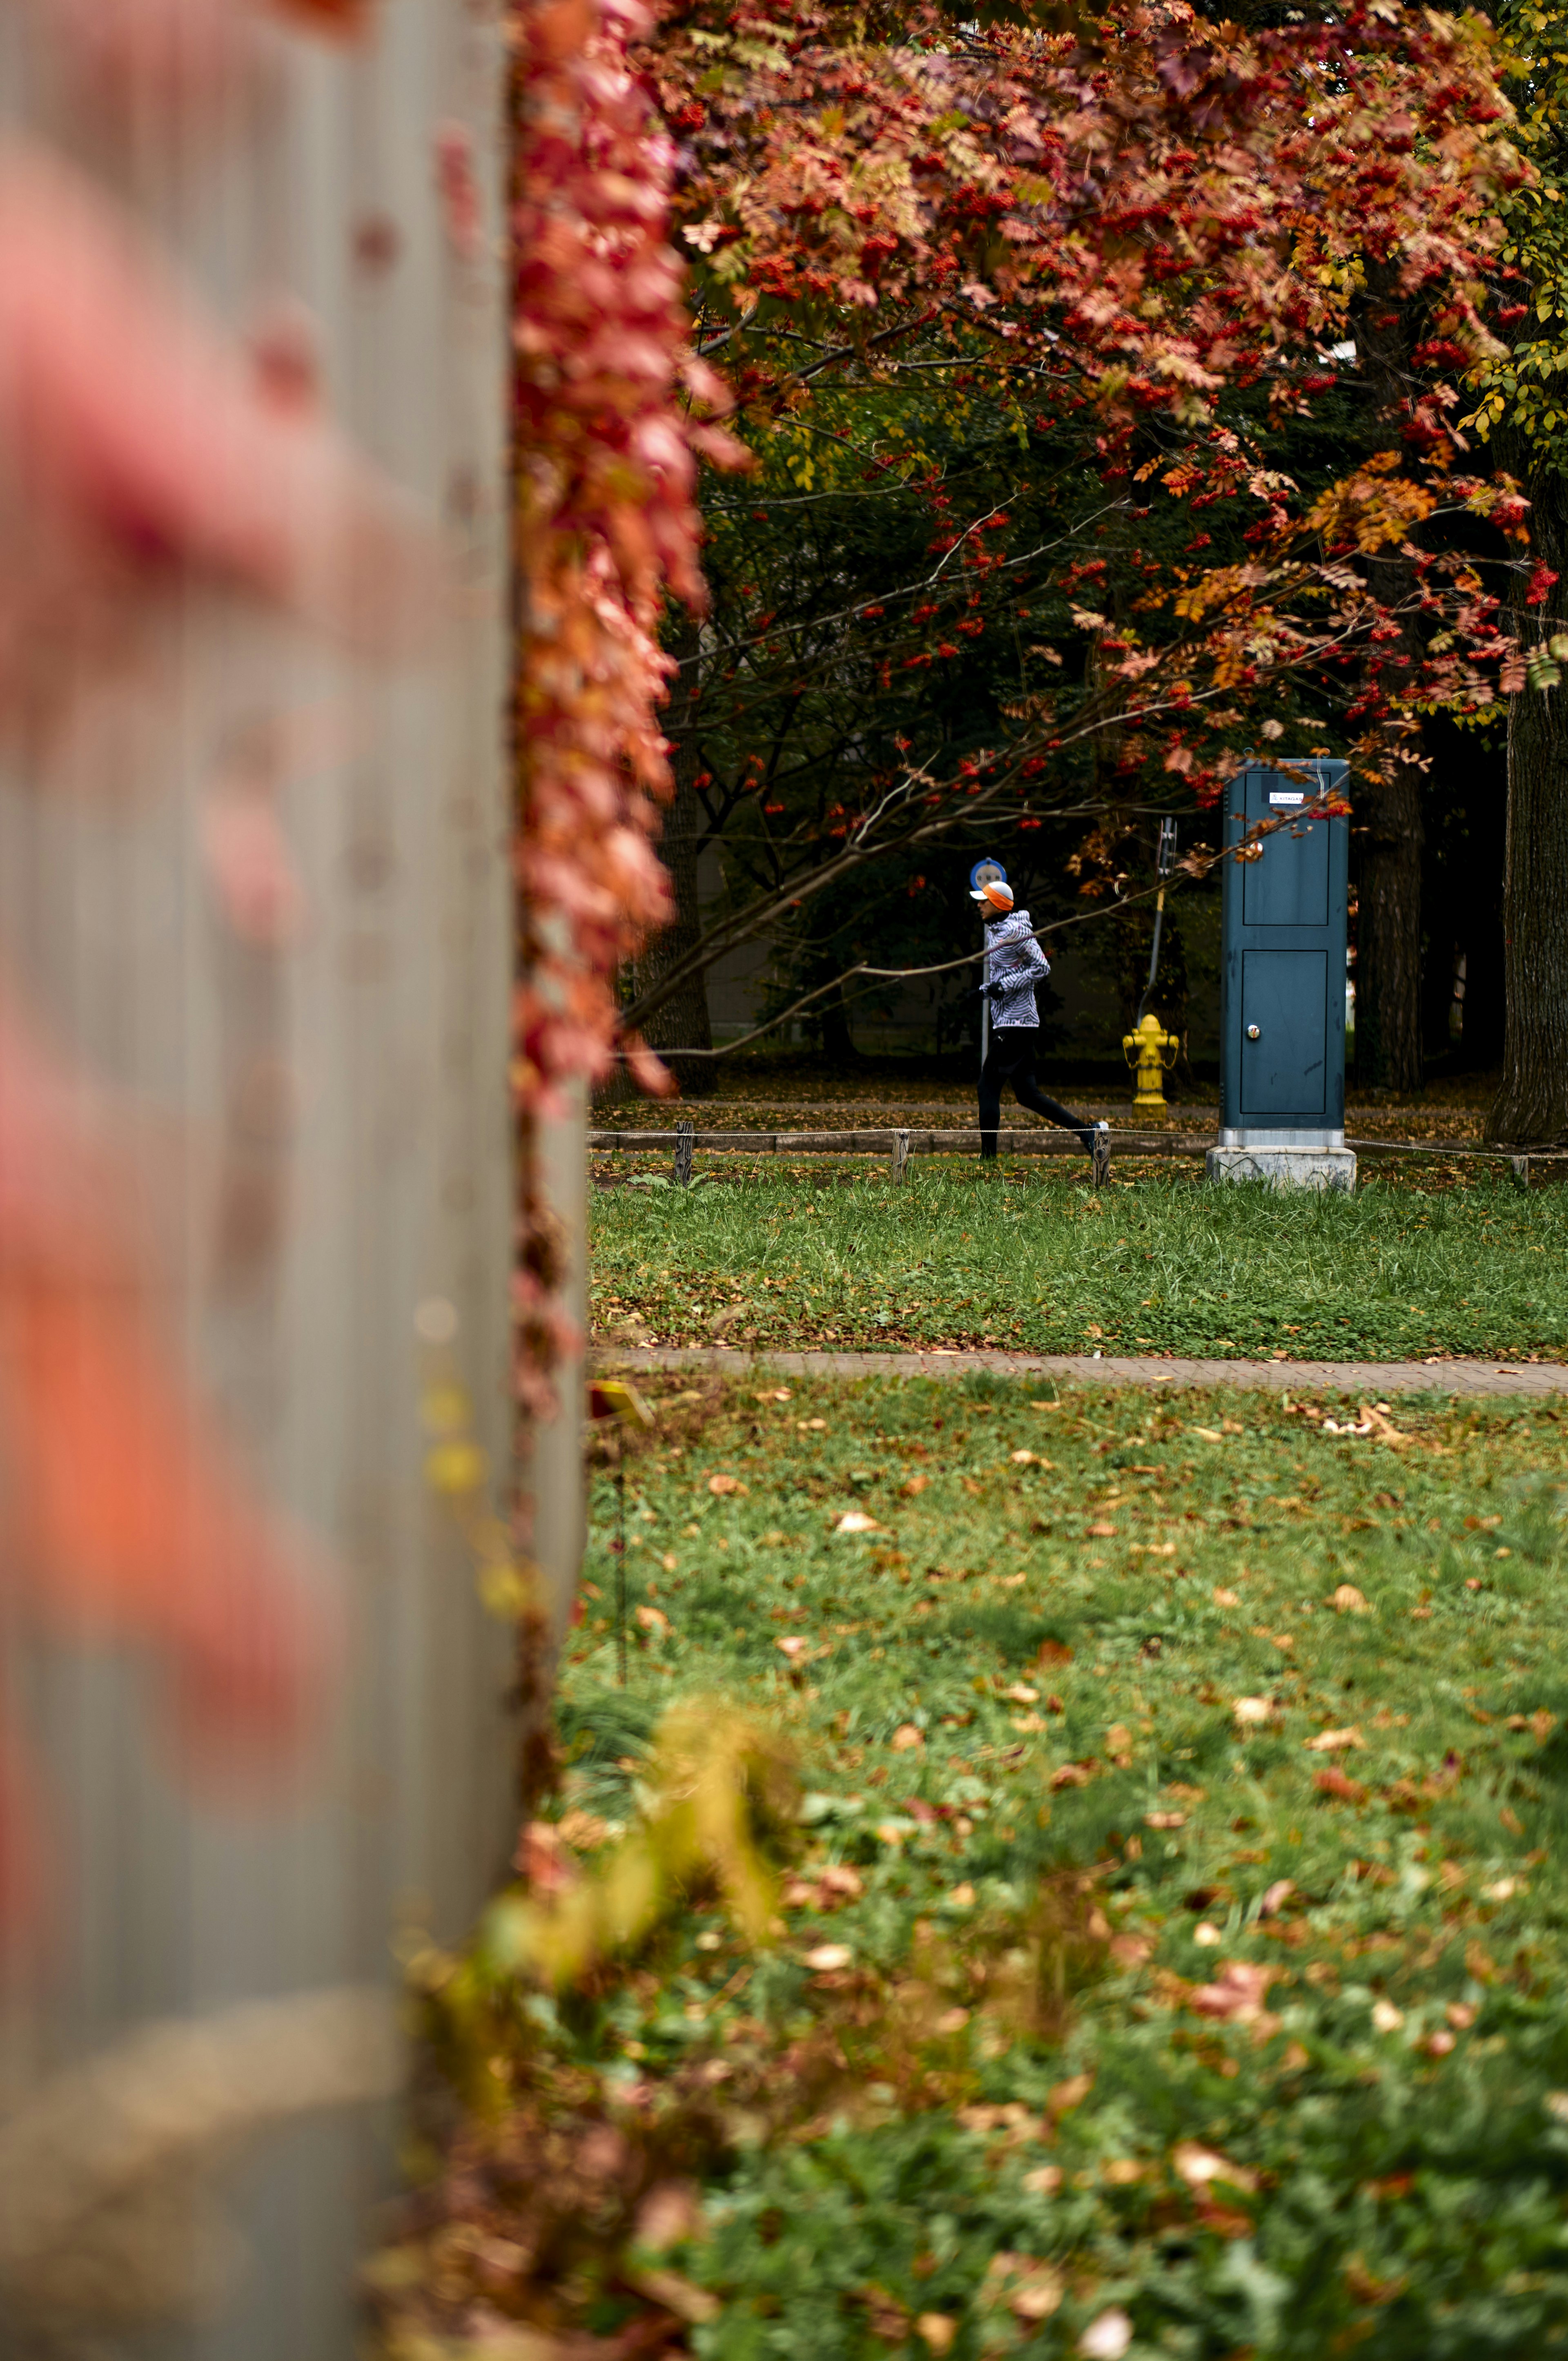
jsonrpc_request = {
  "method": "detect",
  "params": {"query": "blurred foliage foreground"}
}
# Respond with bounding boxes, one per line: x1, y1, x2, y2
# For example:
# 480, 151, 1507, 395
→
370, 1376, 1568, 2359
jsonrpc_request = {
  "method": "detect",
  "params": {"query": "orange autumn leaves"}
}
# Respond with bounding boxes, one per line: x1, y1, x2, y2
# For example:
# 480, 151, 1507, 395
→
510, 0, 745, 1115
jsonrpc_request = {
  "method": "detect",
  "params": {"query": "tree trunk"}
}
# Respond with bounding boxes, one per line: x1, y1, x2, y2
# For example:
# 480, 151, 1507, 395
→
1417, 708, 1506, 1074
1461, 898, 1506, 1072
1354, 767, 1425, 1094
628, 611, 716, 1098
1492, 461, 1568, 1141
819, 983, 854, 1063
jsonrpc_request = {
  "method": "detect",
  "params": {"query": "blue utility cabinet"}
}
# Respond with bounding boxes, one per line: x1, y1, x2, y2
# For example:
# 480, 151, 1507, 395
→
1219, 760, 1349, 1147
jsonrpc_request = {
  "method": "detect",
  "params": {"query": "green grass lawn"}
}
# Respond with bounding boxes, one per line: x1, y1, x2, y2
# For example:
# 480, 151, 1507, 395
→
381, 1373, 1568, 2360
590, 1165, 1568, 1363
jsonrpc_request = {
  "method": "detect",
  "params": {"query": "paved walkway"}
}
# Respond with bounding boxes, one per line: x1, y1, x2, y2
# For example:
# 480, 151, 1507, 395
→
593, 1344, 1568, 1397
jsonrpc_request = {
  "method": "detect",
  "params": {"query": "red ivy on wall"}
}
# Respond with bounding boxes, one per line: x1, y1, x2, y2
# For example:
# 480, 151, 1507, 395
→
510, 0, 743, 1136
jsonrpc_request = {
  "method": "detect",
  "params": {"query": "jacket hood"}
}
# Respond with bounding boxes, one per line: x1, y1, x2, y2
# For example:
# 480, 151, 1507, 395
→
984, 908, 1036, 943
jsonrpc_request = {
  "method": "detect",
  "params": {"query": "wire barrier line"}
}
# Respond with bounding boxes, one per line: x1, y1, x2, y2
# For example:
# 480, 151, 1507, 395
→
1347, 1137, 1566, 1165
590, 1128, 1568, 1189
590, 1126, 1197, 1151
592, 1124, 1556, 1153
591, 1346, 1568, 1396
615, 789, 1351, 1060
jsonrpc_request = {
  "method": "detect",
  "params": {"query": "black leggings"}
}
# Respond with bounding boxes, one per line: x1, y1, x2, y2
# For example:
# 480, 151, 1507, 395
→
979, 1027, 1093, 1159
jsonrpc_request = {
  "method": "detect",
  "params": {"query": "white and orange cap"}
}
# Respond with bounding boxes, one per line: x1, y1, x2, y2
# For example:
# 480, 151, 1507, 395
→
970, 877, 1014, 912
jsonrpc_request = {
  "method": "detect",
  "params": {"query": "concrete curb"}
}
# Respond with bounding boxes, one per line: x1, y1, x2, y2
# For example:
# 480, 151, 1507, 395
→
592, 1345, 1568, 1397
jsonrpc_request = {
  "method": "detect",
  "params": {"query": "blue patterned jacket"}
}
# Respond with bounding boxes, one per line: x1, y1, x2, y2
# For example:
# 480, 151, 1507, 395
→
983, 910, 1051, 1028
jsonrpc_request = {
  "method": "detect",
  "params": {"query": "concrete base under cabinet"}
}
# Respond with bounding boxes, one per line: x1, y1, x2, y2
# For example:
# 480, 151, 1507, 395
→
1206, 1145, 1357, 1193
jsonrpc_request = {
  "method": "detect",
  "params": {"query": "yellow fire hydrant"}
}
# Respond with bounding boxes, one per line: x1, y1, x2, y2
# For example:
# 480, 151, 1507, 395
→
1122, 1011, 1179, 1110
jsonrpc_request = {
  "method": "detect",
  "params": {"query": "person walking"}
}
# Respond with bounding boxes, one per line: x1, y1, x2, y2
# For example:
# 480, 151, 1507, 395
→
972, 877, 1108, 1178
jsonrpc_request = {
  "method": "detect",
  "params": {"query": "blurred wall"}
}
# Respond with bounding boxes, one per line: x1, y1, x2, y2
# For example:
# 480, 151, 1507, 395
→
0, 3, 516, 2354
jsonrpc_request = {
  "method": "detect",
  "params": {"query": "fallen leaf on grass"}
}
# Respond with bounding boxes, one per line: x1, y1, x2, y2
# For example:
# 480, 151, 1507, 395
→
1232, 1696, 1276, 1728
707, 1473, 748, 1496
986, 2256, 1065, 2325
1190, 1961, 1278, 2023
1110, 1932, 1153, 1968
1011, 1713, 1048, 1733
1037, 1639, 1074, 1667
1050, 1761, 1095, 1790
858, 2286, 910, 2343
804, 1942, 853, 1971
1331, 1584, 1370, 1615
1172, 2141, 1259, 2194
901, 1474, 931, 1498
1508, 1709, 1558, 1741
557, 1808, 611, 1851
1313, 1766, 1368, 1804
917, 2316, 957, 2355
1305, 1726, 1365, 1752
1145, 1810, 1186, 1830
514, 1820, 579, 1895
775, 1635, 809, 1662
783, 1863, 864, 1911
1079, 2310, 1133, 2359
627, 2268, 719, 2324
959, 2103, 1040, 2134
1087, 1520, 1118, 1537
1022, 2163, 1064, 2195
891, 1723, 925, 1752
1212, 1586, 1241, 1607
1002, 1683, 1040, 1704
1194, 1427, 1225, 1442
934, 2005, 970, 2034
1361, 1402, 1410, 1449
835, 1509, 882, 1534
1010, 1448, 1052, 1466
1371, 1998, 1405, 2033
635, 1604, 671, 1638
635, 2182, 702, 2250
1049, 2071, 1094, 2115
947, 1882, 976, 1908
1344, 2258, 1408, 2306
1259, 1879, 1295, 1917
